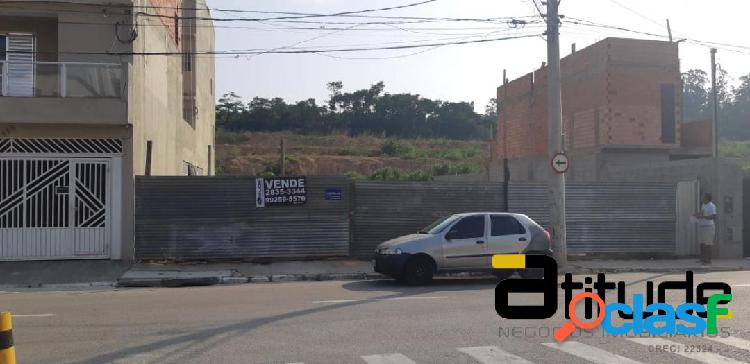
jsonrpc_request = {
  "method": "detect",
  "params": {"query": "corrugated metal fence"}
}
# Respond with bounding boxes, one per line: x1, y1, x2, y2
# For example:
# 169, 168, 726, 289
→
509, 182, 676, 253
350, 181, 506, 258
135, 178, 676, 260
135, 176, 351, 260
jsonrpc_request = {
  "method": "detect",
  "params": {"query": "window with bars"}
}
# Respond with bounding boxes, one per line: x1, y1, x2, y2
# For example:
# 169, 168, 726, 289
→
181, 0, 198, 126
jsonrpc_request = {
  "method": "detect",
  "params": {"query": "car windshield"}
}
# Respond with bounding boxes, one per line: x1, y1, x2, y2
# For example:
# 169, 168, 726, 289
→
418, 215, 458, 234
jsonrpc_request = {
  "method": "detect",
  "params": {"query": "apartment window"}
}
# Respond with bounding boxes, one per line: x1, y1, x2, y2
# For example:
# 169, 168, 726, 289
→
0, 35, 6, 96
181, 0, 198, 126
0, 33, 35, 97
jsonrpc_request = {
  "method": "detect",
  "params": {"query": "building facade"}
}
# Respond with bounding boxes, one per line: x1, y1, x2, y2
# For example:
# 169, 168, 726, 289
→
494, 37, 684, 182
0, 0, 215, 261
491, 37, 744, 259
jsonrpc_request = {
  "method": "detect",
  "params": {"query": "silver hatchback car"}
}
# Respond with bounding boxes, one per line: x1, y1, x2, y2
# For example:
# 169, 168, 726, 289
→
373, 212, 552, 284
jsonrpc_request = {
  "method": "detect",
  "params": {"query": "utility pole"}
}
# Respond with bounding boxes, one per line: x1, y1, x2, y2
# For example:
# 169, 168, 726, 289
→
666, 19, 673, 42
710, 48, 719, 158
710, 48, 721, 254
546, 0, 567, 265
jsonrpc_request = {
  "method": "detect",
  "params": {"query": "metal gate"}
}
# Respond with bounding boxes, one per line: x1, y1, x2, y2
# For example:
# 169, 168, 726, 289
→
0, 157, 111, 260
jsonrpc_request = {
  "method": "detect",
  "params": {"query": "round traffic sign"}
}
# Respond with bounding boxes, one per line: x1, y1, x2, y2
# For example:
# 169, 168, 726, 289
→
551, 153, 569, 174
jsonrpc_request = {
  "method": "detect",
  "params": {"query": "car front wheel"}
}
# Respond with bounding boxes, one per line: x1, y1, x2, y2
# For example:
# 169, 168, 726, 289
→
404, 256, 434, 285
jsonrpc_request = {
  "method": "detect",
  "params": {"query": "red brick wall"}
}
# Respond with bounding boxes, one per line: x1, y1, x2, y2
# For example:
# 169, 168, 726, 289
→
149, 0, 180, 42
495, 38, 681, 160
681, 120, 712, 147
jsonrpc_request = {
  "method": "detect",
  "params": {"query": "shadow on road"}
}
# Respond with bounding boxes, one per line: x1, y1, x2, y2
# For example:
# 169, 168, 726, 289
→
76, 287, 452, 364
342, 277, 499, 294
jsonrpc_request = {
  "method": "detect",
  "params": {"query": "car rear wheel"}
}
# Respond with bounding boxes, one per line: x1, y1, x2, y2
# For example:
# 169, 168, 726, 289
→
404, 256, 434, 285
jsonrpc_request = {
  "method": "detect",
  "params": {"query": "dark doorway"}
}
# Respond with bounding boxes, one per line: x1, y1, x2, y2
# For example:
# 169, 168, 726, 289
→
744, 178, 750, 257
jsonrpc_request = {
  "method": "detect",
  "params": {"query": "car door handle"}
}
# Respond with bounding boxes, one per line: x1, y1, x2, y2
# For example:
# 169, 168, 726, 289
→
476, 240, 485, 244
519, 237, 527, 242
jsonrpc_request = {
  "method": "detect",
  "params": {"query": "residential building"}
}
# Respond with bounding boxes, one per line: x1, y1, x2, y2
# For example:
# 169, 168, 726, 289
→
493, 37, 684, 181
0, 0, 215, 261
491, 37, 743, 259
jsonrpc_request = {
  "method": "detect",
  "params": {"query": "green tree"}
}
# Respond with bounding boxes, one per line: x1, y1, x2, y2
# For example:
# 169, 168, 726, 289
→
216, 92, 245, 130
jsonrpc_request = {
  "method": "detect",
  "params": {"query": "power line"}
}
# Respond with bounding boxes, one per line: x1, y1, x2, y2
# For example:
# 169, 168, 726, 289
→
563, 17, 750, 55
10, 33, 543, 56
603, 0, 666, 30
529, 0, 545, 21
0, 3, 535, 24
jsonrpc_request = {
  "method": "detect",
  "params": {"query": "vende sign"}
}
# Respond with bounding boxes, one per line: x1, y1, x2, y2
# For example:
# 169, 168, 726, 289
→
255, 177, 307, 207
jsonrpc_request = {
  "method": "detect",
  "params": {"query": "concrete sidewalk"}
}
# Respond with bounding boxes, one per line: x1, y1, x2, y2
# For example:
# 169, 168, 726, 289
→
0, 260, 131, 288
116, 257, 750, 287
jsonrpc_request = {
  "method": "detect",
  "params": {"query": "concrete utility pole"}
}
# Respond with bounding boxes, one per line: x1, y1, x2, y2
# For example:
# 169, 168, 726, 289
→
710, 48, 721, 253
546, 0, 567, 265
710, 48, 719, 158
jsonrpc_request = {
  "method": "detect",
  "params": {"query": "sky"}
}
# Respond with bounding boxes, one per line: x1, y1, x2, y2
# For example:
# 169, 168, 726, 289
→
207, 0, 750, 113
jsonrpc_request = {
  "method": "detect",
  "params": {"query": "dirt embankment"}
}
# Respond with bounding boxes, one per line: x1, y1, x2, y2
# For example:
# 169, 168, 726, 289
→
216, 132, 489, 176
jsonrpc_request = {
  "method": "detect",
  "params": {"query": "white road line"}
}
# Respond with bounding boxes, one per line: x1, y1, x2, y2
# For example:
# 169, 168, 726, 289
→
705, 336, 750, 351
543, 341, 644, 364
731, 284, 750, 287
311, 299, 359, 304
12, 313, 56, 318
457, 346, 535, 364
361, 353, 416, 364
629, 338, 746, 364
312, 296, 445, 304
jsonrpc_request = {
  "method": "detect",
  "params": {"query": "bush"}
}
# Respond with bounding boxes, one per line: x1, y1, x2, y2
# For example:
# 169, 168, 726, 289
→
369, 167, 401, 180
345, 171, 366, 180
378, 140, 417, 159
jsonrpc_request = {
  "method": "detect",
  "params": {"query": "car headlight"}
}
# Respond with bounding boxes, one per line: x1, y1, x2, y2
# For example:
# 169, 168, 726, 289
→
379, 247, 403, 255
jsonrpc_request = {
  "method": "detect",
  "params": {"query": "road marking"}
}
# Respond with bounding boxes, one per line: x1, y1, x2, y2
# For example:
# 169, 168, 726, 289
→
12, 313, 56, 318
731, 284, 750, 287
543, 341, 644, 364
312, 296, 445, 304
705, 336, 750, 351
458, 346, 534, 364
629, 338, 746, 364
361, 353, 416, 364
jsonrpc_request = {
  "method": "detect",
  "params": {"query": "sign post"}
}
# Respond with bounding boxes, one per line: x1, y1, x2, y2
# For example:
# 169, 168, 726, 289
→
551, 153, 569, 174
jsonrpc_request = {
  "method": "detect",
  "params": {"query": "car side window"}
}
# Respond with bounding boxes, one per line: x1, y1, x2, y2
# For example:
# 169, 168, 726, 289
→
447, 215, 485, 239
491, 215, 526, 236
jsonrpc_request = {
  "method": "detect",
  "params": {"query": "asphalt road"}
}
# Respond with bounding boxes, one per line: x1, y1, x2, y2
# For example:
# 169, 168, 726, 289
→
2, 271, 750, 364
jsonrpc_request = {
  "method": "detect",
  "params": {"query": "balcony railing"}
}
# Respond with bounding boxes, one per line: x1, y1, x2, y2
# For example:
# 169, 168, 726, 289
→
0, 61, 123, 98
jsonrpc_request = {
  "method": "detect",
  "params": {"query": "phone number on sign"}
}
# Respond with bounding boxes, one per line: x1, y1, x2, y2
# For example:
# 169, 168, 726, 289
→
266, 188, 306, 196
649, 344, 718, 353
265, 195, 306, 204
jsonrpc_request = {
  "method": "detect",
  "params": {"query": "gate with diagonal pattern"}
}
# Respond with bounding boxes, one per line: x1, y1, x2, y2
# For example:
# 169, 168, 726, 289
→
0, 157, 111, 260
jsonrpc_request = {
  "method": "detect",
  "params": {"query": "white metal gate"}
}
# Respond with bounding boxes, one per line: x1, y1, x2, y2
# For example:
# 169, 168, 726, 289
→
0, 157, 111, 260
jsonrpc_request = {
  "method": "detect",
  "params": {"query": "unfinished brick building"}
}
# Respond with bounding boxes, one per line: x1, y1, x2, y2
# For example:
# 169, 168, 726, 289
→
493, 37, 693, 181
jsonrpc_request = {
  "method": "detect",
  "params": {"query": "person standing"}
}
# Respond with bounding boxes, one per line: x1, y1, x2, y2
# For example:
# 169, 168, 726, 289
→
696, 193, 717, 264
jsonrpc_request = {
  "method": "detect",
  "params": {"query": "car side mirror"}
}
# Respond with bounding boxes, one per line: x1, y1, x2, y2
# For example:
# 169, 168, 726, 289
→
445, 231, 456, 240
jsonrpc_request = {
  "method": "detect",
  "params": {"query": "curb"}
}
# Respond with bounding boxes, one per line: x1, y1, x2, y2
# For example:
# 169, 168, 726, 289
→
117, 276, 221, 288
0, 281, 116, 290
8, 266, 749, 289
